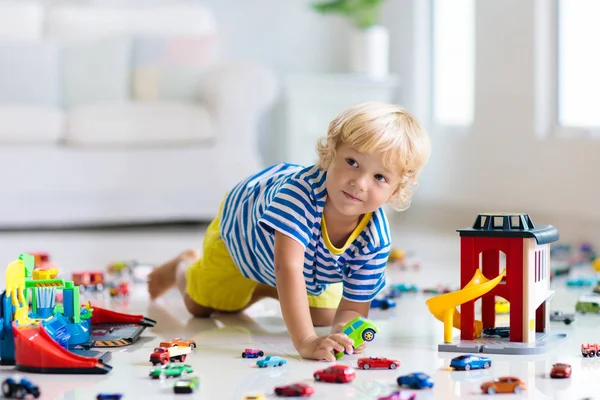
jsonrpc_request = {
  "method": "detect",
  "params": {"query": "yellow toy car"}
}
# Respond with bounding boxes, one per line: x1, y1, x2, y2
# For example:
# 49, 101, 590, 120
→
495, 298, 510, 314
242, 394, 265, 400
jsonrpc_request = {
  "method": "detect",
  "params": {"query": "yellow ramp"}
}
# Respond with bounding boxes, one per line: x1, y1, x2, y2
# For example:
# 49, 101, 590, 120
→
426, 269, 506, 343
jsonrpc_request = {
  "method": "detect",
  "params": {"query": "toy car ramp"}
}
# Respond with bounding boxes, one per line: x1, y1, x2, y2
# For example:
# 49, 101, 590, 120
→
90, 305, 156, 327
12, 323, 112, 374
426, 269, 506, 343
82, 304, 156, 348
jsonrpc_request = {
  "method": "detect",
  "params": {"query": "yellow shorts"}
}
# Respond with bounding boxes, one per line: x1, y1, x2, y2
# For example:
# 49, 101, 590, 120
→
185, 204, 343, 311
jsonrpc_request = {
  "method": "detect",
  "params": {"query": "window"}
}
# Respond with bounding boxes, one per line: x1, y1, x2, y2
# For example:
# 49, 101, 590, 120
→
432, 0, 475, 126
558, 0, 600, 128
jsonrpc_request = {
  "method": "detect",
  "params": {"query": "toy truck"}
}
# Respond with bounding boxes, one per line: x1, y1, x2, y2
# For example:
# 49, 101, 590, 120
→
150, 346, 191, 365
581, 343, 600, 357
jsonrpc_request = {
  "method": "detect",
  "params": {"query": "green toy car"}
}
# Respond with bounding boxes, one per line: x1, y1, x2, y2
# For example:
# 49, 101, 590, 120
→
173, 375, 200, 394
335, 317, 379, 359
575, 294, 600, 314
149, 363, 194, 379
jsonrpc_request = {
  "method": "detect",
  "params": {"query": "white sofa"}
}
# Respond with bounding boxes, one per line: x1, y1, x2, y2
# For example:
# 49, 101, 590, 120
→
0, 1, 278, 227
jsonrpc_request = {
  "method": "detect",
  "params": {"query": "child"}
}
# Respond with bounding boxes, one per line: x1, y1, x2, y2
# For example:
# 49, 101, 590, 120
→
148, 101, 431, 362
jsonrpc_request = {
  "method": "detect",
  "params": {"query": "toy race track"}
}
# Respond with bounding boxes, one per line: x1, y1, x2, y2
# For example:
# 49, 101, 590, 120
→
85, 306, 156, 348
426, 268, 506, 343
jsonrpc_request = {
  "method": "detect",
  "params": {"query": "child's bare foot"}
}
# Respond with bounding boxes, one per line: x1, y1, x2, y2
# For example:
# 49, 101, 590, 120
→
147, 249, 200, 300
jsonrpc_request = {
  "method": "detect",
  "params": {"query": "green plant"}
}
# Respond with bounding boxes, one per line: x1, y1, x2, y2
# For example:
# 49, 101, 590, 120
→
312, 0, 387, 30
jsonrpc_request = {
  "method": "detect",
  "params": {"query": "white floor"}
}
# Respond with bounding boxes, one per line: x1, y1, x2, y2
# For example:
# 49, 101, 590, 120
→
0, 224, 598, 399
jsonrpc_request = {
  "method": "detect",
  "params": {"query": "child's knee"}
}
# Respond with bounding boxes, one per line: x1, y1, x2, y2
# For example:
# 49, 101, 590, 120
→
309, 307, 336, 327
184, 293, 214, 318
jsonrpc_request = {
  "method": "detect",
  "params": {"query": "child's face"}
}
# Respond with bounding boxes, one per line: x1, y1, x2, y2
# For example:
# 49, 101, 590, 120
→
325, 144, 400, 217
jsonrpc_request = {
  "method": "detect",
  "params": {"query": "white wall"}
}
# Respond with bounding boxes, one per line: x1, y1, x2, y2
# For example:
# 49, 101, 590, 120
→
205, 0, 600, 231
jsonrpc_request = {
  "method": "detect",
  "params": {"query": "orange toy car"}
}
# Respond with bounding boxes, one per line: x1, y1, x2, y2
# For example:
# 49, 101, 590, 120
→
480, 376, 526, 394
581, 343, 600, 357
159, 338, 197, 349
72, 271, 105, 291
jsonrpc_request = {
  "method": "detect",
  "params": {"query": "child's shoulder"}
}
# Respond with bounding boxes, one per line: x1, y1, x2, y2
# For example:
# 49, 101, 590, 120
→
361, 208, 392, 248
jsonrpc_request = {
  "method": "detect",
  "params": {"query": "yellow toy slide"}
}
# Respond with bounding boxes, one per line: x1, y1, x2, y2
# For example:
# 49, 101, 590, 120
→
426, 269, 506, 343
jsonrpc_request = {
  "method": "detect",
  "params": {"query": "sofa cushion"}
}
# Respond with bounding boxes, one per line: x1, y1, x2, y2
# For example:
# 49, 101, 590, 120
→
0, 105, 64, 144
0, 1, 43, 40
65, 101, 214, 147
0, 41, 61, 107
62, 36, 132, 109
132, 36, 217, 102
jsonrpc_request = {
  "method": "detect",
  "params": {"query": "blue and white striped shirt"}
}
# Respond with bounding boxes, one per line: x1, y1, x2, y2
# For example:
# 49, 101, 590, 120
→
220, 163, 391, 302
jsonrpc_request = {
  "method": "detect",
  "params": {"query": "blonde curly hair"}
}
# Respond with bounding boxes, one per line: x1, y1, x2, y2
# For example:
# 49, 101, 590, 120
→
316, 102, 431, 211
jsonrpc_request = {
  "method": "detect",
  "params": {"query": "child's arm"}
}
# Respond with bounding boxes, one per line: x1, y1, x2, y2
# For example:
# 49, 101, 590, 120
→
274, 231, 354, 362
332, 298, 371, 328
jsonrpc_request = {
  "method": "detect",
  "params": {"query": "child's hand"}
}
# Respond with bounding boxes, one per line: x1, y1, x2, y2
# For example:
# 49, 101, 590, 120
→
298, 334, 354, 362
331, 322, 367, 354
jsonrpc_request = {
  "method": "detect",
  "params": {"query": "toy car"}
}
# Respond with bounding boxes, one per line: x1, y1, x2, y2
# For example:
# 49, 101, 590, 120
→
313, 364, 356, 383
480, 376, 526, 394
575, 294, 600, 313
371, 298, 396, 310
335, 317, 379, 359
357, 357, 400, 370
242, 394, 266, 400
108, 281, 129, 297
2, 377, 40, 399
390, 283, 419, 293
72, 271, 106, 291
482, 326, 510, 338
495, 298, 510, 314
274, 383, 314, 397
567, 277, 597, 287
159, 338, 197, 349
450, 354, 491, 370
96, 394, 123, 400
550, 310, 575, 325
385, 287, 403, 298
173, 376, 200, 394
581, 343, 600, 357
421, 285, 453, 295
378, 391, 416, 400
397, 372, 434, 389
149, 363, 194, 379
256, 356, 286, 368
550, 363, 572, 378
388, 248, 405, 262
242, 348, 264, 358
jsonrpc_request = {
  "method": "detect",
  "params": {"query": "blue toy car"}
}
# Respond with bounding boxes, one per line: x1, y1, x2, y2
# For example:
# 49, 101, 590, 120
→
566, 277, 597, 287
2, 377, 40, 399
256, 356, 286, 368
482, 327, 510, 338
397, 372, 434, 389
96, 394, 123, 400
371, 298, 396, 310
450, 355, 492, 371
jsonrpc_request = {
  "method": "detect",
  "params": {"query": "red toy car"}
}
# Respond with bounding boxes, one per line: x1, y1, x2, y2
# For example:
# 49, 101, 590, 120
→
274, 383, 314, 397
550, 363, 572, 378
313, 365, 356, 383
242, 348, 264, 358
358, 357, 400, 370
378, 391, 416, 400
